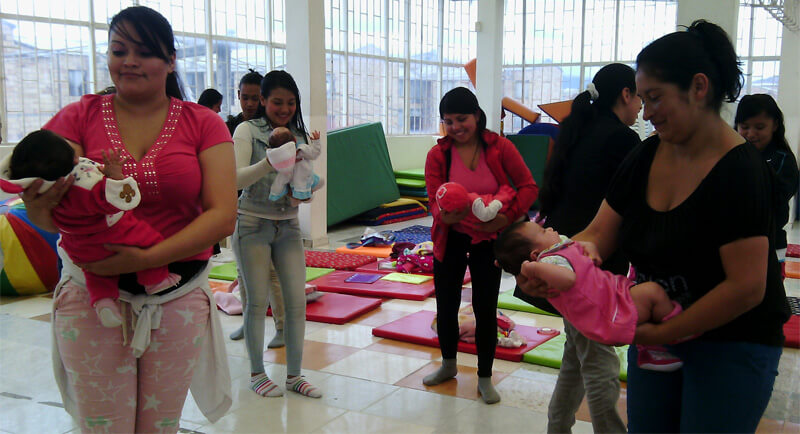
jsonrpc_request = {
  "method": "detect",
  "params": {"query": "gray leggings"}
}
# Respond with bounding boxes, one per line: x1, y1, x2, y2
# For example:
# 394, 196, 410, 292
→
547, 320, 626, 433
232, 214, 307, 376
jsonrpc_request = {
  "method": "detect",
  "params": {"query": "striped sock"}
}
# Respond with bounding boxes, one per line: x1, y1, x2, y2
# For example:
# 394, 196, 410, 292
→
286, 376, 322, 398
250, 373, 283, 397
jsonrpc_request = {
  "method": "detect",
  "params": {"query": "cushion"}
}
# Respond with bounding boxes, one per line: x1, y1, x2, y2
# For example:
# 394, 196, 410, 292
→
304, 250, 378, 270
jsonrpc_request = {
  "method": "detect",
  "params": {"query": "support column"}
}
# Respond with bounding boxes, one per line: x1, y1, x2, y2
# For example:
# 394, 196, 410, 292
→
286, 0, 329, 247
475, 0, 504, 132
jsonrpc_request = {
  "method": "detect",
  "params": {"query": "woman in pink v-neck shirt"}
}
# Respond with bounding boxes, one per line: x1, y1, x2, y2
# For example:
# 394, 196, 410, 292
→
21, 6, 236, 432
423, 87, 537, 404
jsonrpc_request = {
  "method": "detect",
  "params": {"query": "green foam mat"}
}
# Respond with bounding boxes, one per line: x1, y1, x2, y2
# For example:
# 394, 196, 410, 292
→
209, 262, 238, 281
393, 168, 425, 180
210, 264, 336, 283
395, 177, 426, 189
306, 267, 335, 282
522, 334, 629, 381
497, 291, 561, 317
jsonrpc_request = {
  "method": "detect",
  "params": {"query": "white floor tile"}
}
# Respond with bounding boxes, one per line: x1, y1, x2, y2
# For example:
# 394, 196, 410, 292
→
362, 387, 474, 427
321, 350, 429, 384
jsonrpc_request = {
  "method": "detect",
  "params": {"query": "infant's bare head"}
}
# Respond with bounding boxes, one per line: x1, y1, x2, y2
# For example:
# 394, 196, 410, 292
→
268, 127, 295, 148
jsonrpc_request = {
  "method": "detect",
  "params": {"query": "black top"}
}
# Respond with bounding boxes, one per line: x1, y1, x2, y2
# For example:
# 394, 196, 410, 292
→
515, 111, 640, 314
607, 136, 789, 346
226, 113, 245, 136
762, 142, 798, 249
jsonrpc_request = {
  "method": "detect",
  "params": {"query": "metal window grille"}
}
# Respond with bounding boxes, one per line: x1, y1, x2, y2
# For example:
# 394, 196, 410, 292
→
1, 0, 285, 144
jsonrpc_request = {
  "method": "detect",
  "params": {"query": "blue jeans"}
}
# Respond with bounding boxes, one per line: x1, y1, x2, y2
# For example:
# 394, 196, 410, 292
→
627, 340, 782, 433
232, 214, 307, 376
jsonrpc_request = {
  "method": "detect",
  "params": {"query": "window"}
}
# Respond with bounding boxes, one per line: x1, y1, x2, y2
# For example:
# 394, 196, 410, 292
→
502, 0, 677, 136
737, 3, 783, 98
68, 70, 88, 96
0, 0, 285, 144
324, 0, 477, 135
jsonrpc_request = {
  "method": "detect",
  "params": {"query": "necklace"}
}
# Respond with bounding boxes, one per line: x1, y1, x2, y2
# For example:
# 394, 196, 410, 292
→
469, 144, 480, 170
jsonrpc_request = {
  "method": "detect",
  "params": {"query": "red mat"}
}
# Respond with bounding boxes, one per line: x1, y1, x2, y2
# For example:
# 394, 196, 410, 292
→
267, 292, 382, 325
787, 244, 800, 258
309, 270, 435, 301
371, 310, 561, 362
305, 250, 377, 270
785, 315, 799, 348
355, 260, 472, 284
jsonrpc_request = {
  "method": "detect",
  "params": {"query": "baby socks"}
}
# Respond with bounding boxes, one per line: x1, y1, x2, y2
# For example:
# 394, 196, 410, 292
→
423, 358, 458, 386
95, 298, 122, 328
144, 273, 181, 295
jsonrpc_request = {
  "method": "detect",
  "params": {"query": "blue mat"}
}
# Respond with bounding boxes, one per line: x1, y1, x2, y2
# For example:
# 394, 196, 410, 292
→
393, 225, 432, 245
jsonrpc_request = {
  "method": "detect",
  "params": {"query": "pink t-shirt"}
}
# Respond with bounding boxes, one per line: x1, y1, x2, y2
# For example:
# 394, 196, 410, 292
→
449, 148, 499, 195
43, 94, 232, 261
449, 148, 501, 238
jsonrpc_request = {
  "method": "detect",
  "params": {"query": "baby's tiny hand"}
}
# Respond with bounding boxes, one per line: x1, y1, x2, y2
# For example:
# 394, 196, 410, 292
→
309, 130, 320, 141
101, 149, 126, 180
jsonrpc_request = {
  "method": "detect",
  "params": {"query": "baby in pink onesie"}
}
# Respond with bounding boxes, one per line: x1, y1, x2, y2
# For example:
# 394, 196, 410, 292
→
1, 130, 179, 328
495, 221, 687, 371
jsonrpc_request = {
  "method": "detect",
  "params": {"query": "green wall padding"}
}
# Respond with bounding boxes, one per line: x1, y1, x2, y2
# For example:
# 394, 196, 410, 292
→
506, 134, 550, 208
327, 123, 400, 226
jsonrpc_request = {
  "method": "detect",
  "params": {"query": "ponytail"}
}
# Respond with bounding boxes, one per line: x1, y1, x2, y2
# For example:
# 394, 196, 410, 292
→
539, 63, 636, 216
637, 19, 742, 112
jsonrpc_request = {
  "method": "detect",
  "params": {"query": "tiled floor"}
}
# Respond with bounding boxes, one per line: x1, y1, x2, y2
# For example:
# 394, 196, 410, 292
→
0, 216, 798, 433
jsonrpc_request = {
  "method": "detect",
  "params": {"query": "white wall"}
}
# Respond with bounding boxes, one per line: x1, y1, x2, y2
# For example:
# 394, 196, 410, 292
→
677, 0, 740, 123
778, 27, 800, 158
385, 136, 437, 171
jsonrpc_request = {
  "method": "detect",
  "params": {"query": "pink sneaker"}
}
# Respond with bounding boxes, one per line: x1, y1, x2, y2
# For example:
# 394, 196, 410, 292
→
637, 345, 683, 372
661, 301, 699, 344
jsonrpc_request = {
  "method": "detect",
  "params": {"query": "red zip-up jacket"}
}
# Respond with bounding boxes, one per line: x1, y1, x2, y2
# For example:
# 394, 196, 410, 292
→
425, 130, 538, 261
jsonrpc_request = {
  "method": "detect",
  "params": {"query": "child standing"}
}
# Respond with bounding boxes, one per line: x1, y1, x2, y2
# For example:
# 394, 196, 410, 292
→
1, 130, 179, 327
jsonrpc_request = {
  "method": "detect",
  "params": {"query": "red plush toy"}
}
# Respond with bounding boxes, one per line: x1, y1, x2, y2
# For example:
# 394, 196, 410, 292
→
435, 181, 514, 222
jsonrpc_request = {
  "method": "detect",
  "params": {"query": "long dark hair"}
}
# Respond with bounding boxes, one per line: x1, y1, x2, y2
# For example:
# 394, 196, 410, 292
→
197, 88, 223, 108
439, 87, 488, 143
539, 63, 636, 216
260, 70, 308, 142
735, 94, 791, 155
109, 6, 184, 100
636, 19, 742, 112
238, 69, 265, 119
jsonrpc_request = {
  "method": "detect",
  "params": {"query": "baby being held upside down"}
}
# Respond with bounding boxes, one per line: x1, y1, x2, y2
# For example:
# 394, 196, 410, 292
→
495, 221, 692, 370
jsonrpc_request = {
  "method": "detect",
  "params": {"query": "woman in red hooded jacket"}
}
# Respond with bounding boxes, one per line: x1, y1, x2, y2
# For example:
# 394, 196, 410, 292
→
423, 87, 537, 404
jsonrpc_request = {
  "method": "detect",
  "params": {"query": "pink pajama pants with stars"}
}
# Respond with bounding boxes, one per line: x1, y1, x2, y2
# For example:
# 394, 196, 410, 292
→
54, 281, 209, 434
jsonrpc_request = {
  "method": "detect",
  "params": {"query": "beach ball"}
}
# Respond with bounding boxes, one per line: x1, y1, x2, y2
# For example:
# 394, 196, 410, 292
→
0, 196, 60, 295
